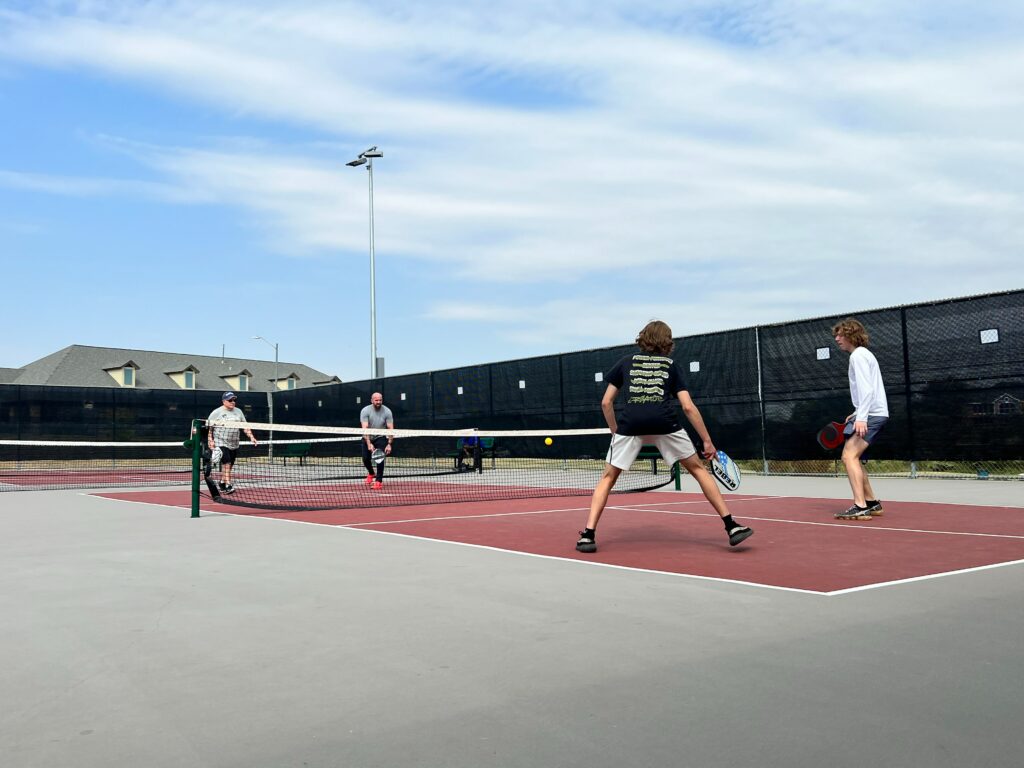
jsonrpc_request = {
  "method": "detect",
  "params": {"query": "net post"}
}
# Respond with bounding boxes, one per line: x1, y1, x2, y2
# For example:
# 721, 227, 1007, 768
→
189, 419, 202, 518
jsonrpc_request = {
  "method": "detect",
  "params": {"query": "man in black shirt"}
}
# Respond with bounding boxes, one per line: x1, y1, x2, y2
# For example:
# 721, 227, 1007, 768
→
576, 320, 753, 553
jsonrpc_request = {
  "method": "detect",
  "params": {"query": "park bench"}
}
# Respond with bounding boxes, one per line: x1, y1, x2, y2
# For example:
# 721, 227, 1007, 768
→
637, 446, 664, 475
449, 436, 497, 470
279, 442, 311, 465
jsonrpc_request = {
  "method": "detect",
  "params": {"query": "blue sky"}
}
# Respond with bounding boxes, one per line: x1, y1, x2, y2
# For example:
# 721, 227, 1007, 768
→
2, 1, 1023, 382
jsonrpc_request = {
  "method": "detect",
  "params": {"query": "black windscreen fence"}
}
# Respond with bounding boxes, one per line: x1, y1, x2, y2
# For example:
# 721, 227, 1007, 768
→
3, 291, 1021, 467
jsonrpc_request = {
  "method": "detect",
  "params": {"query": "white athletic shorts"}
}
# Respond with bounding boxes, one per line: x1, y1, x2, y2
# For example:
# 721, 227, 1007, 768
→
606, 430, 697, 470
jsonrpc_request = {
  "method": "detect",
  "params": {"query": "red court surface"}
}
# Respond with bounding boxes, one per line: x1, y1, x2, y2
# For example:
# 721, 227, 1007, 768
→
98, 489, 1024, 594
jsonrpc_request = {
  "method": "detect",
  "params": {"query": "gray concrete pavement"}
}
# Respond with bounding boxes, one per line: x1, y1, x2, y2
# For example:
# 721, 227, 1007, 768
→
1, 487, 1022, 768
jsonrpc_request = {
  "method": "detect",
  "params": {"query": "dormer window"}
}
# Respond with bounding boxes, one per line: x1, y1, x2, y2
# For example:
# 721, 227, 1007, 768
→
221, 369, 253, 393
104, 360, 140, 388
273, 373, 301, 391
167, 365, 199, 390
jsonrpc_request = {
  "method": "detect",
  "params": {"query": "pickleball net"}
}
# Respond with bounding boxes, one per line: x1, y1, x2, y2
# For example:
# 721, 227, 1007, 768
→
199, 420, 676, 511
0, 438, 193, 491
0, 433, 358, 493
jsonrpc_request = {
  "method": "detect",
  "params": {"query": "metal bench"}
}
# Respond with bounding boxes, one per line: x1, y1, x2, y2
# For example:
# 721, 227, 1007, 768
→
450, 437, 497, 470
279, 442, 311, 465
637, 446, 662, 475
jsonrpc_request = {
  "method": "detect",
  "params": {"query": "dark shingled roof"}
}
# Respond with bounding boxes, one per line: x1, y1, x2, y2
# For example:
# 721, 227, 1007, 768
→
6, 345, 338, 391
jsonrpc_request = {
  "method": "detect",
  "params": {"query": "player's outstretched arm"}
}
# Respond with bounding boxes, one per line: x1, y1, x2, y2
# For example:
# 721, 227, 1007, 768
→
678, 391, 716, 459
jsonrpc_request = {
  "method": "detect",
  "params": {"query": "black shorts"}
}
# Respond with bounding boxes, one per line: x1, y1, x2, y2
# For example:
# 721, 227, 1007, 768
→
217, 446, 239, 465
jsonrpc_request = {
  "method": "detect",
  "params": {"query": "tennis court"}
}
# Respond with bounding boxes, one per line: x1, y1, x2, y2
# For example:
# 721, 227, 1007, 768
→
2, 474, 1022, 767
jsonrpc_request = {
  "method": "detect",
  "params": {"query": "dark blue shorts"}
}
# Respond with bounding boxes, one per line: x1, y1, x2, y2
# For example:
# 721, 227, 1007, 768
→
844, 416, 888, 445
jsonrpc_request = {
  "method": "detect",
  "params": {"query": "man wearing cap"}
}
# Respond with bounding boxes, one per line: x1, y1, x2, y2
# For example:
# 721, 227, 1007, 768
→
207, 391, 257, 495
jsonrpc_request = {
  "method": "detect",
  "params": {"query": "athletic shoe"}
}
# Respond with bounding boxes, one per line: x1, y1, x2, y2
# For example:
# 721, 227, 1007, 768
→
372, 481, 383, 490
576, 531, 596, 553
222, 483, 236, 495
835, 505, 872, 520
728, 526, 753, 546
365, 474, 375, 485
865, 499, 884, 516
218, 482, 227, 491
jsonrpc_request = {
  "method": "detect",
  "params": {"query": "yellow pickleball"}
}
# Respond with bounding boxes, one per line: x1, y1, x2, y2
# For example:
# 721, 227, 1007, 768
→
544, 437, 553, 446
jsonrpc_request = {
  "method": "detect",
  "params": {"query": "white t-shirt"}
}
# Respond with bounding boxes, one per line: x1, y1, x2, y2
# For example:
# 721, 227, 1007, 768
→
208, 405, 248, 449
848, 347, 889, 421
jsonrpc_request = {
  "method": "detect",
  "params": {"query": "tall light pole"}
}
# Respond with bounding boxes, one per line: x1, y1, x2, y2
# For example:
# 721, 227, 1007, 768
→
346, 145, 383, 378
252, 335, 278, 459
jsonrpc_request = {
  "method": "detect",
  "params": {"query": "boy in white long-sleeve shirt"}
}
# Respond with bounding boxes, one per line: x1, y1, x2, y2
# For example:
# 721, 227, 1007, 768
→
832, 318, 889, 520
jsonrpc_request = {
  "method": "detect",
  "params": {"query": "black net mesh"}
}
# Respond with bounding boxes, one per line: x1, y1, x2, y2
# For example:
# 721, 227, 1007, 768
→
196, 422, 673, 511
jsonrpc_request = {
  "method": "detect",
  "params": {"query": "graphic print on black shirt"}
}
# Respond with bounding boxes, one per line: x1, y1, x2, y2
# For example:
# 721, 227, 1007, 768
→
605, 354, 687, 435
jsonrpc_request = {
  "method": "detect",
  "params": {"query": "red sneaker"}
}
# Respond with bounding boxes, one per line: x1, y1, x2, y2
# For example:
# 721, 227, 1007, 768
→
365, 474, 374, 485
372, 481, 383, 490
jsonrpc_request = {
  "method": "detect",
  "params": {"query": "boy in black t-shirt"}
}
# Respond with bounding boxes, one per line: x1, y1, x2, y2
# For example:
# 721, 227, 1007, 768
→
576, 320, 753, 553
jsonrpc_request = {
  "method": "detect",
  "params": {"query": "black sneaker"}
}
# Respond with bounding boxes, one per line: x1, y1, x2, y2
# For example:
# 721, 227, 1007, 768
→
835, 505, 871, 520
576, 531, 596, 553
728, 526, 753, 546
222, 483, 236, 495
218, 482, 227, 491
864, 500, 884, 516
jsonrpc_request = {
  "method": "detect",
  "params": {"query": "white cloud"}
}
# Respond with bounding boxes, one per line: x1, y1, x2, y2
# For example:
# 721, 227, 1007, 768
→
1, 0, 1023, 370
0, 168, 205, 202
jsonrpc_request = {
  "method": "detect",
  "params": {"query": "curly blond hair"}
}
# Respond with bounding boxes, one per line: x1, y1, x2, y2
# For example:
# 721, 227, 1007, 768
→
832, 318, 870, 347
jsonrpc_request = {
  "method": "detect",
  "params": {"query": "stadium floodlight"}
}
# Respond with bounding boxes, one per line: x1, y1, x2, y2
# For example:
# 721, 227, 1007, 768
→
347, 145, 383, 379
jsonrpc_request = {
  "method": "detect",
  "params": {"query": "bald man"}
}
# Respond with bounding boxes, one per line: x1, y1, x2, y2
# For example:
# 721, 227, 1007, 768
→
359, 392, 394, 489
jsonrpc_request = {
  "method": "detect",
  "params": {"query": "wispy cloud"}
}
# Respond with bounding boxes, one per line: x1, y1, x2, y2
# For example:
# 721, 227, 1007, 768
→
0, 168, 204, 202
1, 1, 1023, 374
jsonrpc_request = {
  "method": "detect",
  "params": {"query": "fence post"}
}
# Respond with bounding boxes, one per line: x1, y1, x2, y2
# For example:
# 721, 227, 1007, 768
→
900, 307, 917, 479
755, 326, 769, 475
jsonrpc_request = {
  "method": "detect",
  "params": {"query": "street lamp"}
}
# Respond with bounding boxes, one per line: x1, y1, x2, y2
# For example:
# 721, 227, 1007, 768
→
252, 335, 279, 459
346, 145, 383, 378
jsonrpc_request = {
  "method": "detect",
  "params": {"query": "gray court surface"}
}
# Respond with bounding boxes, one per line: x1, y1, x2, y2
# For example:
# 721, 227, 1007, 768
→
2, 478, 1022, 768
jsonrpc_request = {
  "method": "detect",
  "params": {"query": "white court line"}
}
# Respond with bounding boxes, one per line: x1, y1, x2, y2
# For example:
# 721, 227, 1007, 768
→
87, 493, 1024, 596
608, 496, 784, 509
605, 505, 1024, 540
85, 492, 816, 594
344, 505, 589, 526
329, 525, 825, 596
92, 490, 1024, 543
635, 492, 1024, 511
341, 497, 782, 527
826, 559, 1024, 595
